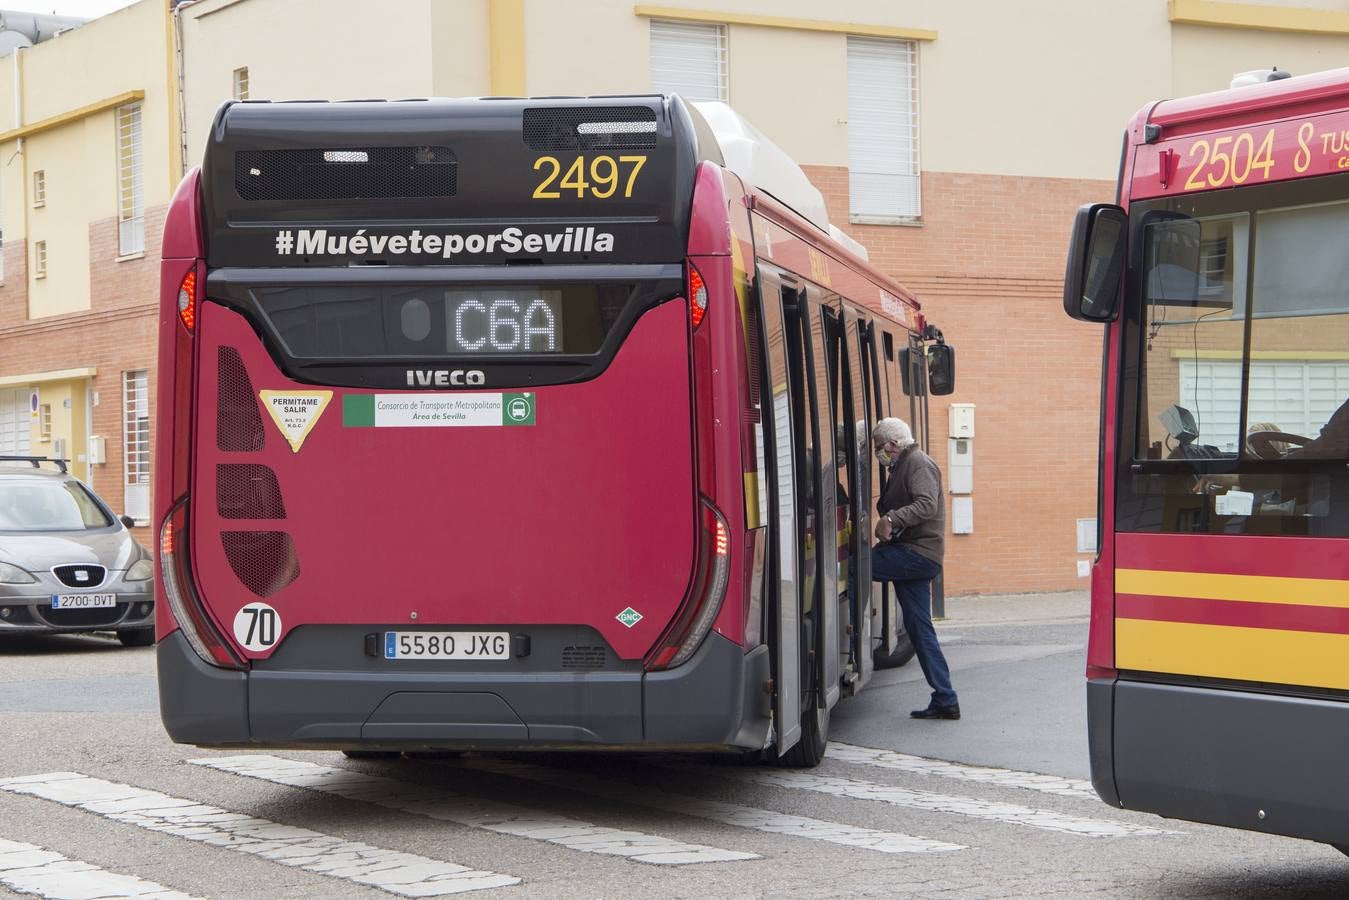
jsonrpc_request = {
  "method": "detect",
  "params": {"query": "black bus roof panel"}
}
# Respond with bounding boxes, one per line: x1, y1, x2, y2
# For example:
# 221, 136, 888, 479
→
200, 96, 701, 268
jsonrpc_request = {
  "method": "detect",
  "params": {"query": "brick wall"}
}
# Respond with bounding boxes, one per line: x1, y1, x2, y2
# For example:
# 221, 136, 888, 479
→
804, 166, 1116, 594
0, 206, 164, 548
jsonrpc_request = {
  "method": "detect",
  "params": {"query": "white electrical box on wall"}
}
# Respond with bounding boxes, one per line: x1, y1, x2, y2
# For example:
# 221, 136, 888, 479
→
88, 435, 106, 465
951, 496, 974, 534
949, 403, 975, 439
948, 438, 973, 494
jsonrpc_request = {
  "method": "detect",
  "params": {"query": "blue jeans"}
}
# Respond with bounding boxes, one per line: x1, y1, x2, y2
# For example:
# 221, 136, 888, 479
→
872, 542, 958, 708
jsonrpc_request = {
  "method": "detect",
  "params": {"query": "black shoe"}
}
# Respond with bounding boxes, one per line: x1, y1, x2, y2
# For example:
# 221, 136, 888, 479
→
910, 703, 960, 720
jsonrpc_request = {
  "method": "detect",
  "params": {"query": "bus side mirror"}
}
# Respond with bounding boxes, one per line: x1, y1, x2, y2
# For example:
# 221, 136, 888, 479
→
928, 343, 955, 396
1064, 203, 1127, 323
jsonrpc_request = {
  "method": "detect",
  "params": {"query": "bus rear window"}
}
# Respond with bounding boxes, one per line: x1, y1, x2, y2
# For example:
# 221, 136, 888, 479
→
255, 283, 638, 358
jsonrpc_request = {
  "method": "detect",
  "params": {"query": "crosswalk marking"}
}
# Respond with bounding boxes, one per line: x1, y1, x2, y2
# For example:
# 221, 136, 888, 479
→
462, 758, 966, 855
725, 770, 1175, 837
194, 755, 755, 865
828, 743, 1098, 799
0, 838, 196, 900
0, 773, 519, 896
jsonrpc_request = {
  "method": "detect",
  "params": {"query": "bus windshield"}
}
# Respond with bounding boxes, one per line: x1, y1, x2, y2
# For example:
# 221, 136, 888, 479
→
1124, 176, 1349, 536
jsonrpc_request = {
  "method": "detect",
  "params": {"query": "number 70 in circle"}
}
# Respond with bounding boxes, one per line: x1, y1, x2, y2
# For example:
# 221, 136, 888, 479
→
233, 602, 281, 651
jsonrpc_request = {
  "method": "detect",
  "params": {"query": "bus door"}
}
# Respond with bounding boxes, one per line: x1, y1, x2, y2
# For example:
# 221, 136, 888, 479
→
863, 321, 900, 655
841, 309, 875, 690
801, 285, 841, 710
756, 265, 801, 753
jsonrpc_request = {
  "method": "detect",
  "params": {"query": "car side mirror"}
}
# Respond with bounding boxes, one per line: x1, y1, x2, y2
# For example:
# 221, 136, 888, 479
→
119, 515, 136, 530
1064, 203, 1127, 322
928, 343, 955, 396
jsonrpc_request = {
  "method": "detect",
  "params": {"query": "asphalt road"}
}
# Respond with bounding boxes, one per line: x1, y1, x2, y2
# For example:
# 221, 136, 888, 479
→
0, 593, 1346, 899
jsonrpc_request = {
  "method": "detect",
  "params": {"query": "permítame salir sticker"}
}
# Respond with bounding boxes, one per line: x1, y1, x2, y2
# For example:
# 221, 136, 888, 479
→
260, 390, 333, 452
342, 393, 536, 427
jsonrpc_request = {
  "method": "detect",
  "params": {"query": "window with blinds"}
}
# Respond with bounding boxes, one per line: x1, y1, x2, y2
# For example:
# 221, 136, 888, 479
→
233, 66, 249, 101
32, 170, 45, 207
117, 103, 144, 256
847, 37, 920, 221
650, 20, 727, 103
123, 369, 150, 523
1179, 359, 1349, 449
34, 240, 46, 279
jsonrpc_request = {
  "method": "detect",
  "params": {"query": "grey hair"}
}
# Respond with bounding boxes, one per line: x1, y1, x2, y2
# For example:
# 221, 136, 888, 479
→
872, 417, 915, 450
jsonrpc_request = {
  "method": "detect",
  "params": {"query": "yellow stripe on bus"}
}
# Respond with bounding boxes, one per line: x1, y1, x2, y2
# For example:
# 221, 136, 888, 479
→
1116, 569, 1349, 608
1116, 618, 1349, 691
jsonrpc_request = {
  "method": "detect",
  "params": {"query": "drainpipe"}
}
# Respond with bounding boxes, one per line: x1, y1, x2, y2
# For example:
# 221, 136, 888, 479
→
172, 1, 199, 179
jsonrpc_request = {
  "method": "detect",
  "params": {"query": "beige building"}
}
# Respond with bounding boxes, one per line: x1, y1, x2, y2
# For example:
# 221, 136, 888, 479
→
7, 0, 1348, 588
0, 1, 177, 534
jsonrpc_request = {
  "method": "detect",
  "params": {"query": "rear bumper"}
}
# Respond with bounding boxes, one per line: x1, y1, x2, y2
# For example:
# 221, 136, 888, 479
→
1091, 677, 1349, 845
158, 628, 772, 751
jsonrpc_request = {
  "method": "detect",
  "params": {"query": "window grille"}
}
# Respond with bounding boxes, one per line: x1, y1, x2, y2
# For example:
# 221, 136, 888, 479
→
32, 170, 45, 207
117, 103, 144, 255
123, 370, 150, 522
233, 66, 249, 100
847, 37, 921, 220
650, 20, 728, 102
38, 403, 51, 441
34, 240, 46, 278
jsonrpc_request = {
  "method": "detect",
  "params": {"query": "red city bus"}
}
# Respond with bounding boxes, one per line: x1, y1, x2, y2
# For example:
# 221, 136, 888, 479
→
156, 95, 954, 765
1065, 69, 1349, 848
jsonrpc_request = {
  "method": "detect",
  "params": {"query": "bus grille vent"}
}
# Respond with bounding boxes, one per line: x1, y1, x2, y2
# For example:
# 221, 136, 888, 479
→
235, 147, 457, 201
221, 531, 300, 598
216, 464, 287, 519
217, 346, 266, 452
561, 645, 607, 669
522, 106, 657, 151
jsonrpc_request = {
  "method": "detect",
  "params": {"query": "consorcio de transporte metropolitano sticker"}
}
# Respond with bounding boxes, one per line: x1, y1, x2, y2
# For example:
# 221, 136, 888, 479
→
341, 393, 536, 427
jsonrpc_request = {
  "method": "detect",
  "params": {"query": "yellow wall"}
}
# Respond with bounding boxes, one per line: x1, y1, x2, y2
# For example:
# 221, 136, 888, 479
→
179, 0, 481, 165
1170, 22, 1349, 96
25, 123, 95, 316
0, 0, 170, 315
431, 1, 492, 97
177, 0, 1349, 181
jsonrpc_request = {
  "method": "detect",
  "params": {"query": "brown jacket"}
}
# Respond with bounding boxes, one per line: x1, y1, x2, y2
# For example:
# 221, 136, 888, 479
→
878, 445, 945, 564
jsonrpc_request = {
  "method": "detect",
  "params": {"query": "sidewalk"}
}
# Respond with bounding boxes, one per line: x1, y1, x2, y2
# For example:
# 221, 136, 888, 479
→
937, 589, 1090, 625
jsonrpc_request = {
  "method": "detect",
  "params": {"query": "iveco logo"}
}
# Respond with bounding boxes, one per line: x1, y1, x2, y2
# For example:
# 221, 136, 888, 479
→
405, 369, 486, 387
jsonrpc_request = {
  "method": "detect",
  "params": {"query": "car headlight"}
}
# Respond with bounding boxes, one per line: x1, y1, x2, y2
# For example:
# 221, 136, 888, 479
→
0, 562, 36, 584
125, 559, 154, 582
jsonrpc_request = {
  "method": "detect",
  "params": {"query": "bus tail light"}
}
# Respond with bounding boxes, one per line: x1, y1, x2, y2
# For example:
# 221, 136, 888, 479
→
177, 269, 197, 332
160, 497, 244, 670
688, 264, 709, 328
647, 499, 730, 670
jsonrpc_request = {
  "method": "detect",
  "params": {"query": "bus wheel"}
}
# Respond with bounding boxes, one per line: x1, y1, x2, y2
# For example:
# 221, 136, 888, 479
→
776, 701, 830, 768
342, 750, 400, 760
874, 631, 916, 670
